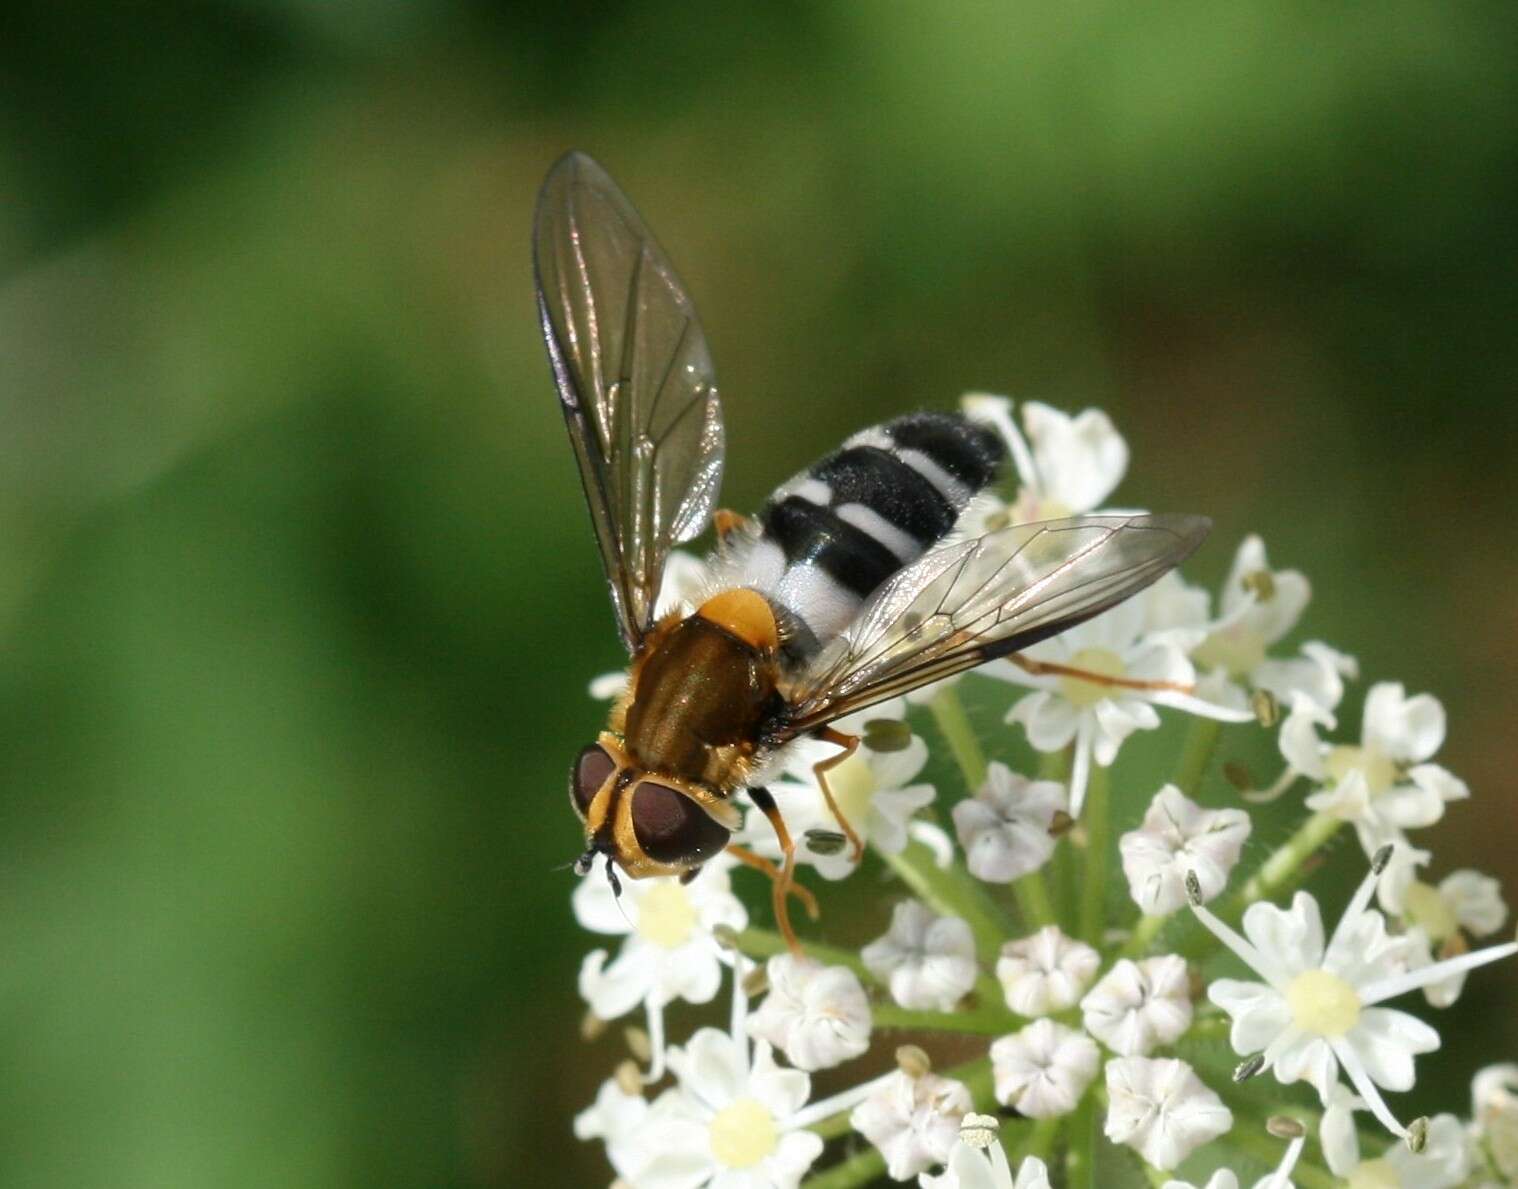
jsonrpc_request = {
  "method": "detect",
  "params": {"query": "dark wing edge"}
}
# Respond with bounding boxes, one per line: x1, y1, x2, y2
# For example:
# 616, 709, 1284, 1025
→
779, 513, 1211, 735
533, 151, 725, 650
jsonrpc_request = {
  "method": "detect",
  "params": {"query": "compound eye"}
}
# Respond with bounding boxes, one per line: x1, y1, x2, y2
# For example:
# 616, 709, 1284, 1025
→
570, 744, 616, 819
630, 780, 730, 866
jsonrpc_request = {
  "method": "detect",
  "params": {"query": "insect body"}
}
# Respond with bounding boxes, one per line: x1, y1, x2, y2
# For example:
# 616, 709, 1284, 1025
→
536, 151, 1210, 948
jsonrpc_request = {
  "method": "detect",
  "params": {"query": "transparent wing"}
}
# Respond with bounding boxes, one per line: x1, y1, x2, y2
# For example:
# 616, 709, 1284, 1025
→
534, 151, 725, 650
780, 513, 1210, 734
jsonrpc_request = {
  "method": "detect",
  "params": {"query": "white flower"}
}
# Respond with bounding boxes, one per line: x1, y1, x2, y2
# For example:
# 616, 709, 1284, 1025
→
736, 700, 936, 880
1188, 854, 1518, 1138
951, 762, 1064, 884
1144, 535, 1356, 721
962, 394, 1129, 522
634, 1028, 825, 1189
995, 925, 1100, 1017
990, 1019, 1101, 1118
1381, 867, 1509, 1008
574, 854, 748, 1021
989, 593, 1251, 817
919, 1131, 1052, 1189
1080, 955, 1194, 1057
576, 1075, 651, 1183
1119, 785, 1251, 915
746, 954, 872, 1071
1320, 1090, 1471, 1189
1472, 1064, 1518, 1180
1191, 537, 1307, 680
1103, 1055, 1233, 1171
851, 1069, 973, 1180
1252, 640, 1358, 719
863, 901, 979, 1012
1289, 682, 1469, 856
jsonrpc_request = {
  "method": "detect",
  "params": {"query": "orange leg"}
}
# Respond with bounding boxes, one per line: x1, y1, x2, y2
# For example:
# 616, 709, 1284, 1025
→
812, 727, 866, 862
1009, 653, 1194, 695
748, 786, 806, 955
713, 509, 755, 547
725, 843, 820, 920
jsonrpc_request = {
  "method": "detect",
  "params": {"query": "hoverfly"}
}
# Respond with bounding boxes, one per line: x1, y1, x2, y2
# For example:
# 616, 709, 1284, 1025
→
535, 151, 1210, 951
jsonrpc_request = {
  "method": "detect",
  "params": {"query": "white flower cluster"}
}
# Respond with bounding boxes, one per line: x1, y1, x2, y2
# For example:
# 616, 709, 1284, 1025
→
571, 397, 1516, 1189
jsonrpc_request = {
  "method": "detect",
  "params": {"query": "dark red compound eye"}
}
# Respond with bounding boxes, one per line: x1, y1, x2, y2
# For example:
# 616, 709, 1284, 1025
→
629, 780, 730, 866
570, 744, 616, 819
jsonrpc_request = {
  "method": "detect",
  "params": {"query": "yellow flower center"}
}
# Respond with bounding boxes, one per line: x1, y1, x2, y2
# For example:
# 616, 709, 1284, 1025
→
1402, 880, 1459, 943
1347, 1158, 1400, 1189
1325, 745, 1397, 795
825, 750, 877, 836
709, 1097, 779, 1168
635, 881, 698, 949
1286, 969, 1362, 1037
1058, 647, 1126, 707
1193, 627, 1266, 679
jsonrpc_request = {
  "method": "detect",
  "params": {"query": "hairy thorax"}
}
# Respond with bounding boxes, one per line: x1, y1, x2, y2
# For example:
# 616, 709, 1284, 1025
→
617, 590, 784, 789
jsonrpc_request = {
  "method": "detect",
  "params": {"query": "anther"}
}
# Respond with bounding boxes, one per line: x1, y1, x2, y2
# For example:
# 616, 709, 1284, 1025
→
1233, 1053, 1266, 1083
1372, 843, 1395, 875
1242, 570, 1277, 602
896, 1044, 932, 1078
863, 719, 912, 753
1406, 1115, 1430, 1154
711, 924, 740, 951
1223, 761, 1255, 792
804, 829, 849, 856
741, 964, 770, 999
959, 1112, 999, 1149
613, 1059, 643, 1097
1048, 810, 1076, 838
624, 1026, 652, 1063
1251, 689, 1280, 728
1266, 1115, 1306, 1139
580, 1009, 608, 1043
1185, 870, 1204, 907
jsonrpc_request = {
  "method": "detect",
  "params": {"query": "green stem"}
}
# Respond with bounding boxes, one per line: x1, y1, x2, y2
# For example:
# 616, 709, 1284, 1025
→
1230, 811, 1343, 912
799, 1143, 884, 1189
1015, 1115, 1061, 1165
1173, 717, 1223, 796
734, 928, 879, 986
1064, 1090, 1098, 1189
872, 1002, 1024, 1037
931, 687, 1053, 931
1119, 913, 1169, 959
930, 686, 988, 788
1013, 868, 1056, 932
809, 1107, 856, 1142
882, 840, 1014, 966
1079, 763, 1112, 946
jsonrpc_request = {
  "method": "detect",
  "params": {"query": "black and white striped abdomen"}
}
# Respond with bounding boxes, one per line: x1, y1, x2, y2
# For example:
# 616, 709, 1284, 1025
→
731, 411, 1005, 660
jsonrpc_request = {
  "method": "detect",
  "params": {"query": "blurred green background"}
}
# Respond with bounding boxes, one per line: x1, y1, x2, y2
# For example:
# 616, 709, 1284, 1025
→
2, 3, 1516, 1185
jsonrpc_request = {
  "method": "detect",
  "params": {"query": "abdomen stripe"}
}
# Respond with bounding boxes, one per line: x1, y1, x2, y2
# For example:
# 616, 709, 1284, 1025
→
760, 496, 901, 599
736, 410, 1006, 659
810, 447, 956, 542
